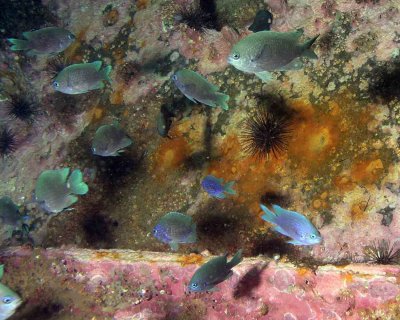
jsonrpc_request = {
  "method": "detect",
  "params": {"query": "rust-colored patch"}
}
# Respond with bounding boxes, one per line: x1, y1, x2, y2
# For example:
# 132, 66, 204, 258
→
286, 99, 343, 175
110, 83, 125, 105
177, 253, 204, 266
152, 136, 191, 174
350, 200, 369, 221
136, 0, 149, 10
297, 267, 312, 277
64, 27, 89, 62
351, 158, 384, 185
342, 272, 354, 284
93, 251, 121, 260
86, 106, 106, 123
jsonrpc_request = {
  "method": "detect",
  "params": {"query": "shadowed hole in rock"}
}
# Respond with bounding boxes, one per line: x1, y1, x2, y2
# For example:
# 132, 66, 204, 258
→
82, 211, 117, 249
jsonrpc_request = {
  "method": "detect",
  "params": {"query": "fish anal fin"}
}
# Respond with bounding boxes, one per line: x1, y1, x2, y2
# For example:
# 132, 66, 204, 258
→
169, 242, 179, 251
255, 71, 274, 82
287, 239, 304, 245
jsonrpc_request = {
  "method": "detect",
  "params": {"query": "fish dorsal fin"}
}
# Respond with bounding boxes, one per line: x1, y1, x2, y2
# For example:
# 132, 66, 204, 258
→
272, 205, 311, 224
91, 61, 103, 71
22, 31, 34, 40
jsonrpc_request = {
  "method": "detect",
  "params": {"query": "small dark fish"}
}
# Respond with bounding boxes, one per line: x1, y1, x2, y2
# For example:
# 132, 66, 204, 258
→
52, 61, 112, 94
153, 212, 196, 251
156, 105, 174, 138
201, 175, 236, 199
228, 29, 319, 81
171, 69, 230, 110
7, 27, 75, 55
92, 124, 132, 156
188, 249, 243, 292
0, 197, 20, 227
260, 204, 322, 245
35, 168, 89, 213
249, 9, 273, 32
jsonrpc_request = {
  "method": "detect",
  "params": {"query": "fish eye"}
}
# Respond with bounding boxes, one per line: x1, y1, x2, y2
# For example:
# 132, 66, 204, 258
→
3, 296, 13, 304
310, 234, 316, 239
68, 34, 75, 40
53, 81, 60, 88
171, 74, 177, 81
232, 52, 240, 60
191, 282, 198, 288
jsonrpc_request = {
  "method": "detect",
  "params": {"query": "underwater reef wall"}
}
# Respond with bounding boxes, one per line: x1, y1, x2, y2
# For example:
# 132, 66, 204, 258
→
1, 247, 400, 319
0, 0, 399, 317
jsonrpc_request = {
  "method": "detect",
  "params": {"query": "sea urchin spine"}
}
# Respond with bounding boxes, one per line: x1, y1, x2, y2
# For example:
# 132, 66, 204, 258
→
0, 127, 17, 157
240, 108, 292, 159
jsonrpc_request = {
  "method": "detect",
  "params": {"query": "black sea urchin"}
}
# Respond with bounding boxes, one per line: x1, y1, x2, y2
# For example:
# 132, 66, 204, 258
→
0, 127, 17, 157
240, 108, 292, 159
6, 95, 38, 123
176, 0, 220, 32
364, 239, 400, 265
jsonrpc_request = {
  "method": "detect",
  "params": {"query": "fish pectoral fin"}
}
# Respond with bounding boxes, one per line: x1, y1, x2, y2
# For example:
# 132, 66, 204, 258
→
287, 239, 304, 245
278, 58, 304, 71
207, 286, 220, 292
273, 225, 291, 237
169, 242, 179, 251
255, 71, 274, 82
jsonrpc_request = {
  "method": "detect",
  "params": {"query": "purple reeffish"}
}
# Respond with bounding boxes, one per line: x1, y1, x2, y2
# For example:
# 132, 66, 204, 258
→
260, 204, 322, 245
153, 212, 196, 251
201, 175, 236, 199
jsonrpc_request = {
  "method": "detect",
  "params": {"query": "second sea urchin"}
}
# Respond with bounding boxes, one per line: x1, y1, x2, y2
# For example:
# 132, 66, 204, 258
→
363, 239, 400, 265
240, 108, 292, 159
6, 95, 38, 123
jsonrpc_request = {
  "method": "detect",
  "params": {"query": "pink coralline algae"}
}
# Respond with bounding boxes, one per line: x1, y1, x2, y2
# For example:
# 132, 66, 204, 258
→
1, 247, 400, 319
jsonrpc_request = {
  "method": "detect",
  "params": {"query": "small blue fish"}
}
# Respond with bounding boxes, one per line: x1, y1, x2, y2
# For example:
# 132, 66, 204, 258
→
201, 175, 236, 199
260, 204, 322, 245
188, 249, 243, 292
153, 212, 196, 251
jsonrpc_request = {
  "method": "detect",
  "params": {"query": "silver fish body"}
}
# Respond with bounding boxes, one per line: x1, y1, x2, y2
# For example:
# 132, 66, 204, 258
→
172, 69, 230, 110
228, 30, 318, 81
188, 249, 242, 292
8, 27, 75, 55
52, 61, 112, 94
92, 124, 132, 156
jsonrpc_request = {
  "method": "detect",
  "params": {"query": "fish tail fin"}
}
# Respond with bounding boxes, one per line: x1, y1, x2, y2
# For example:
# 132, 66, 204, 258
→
68, 169, 89, 195
224, 181, 236, 195
260, 204, 276, 224
227, 249, 243, 268
301, 35, 319, 59
101, 65, 112, 83
7, 38, 30, 51
214, 92, 230, 110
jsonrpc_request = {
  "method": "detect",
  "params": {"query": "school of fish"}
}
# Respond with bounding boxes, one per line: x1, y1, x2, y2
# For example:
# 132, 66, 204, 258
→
0, 6, 325, 317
